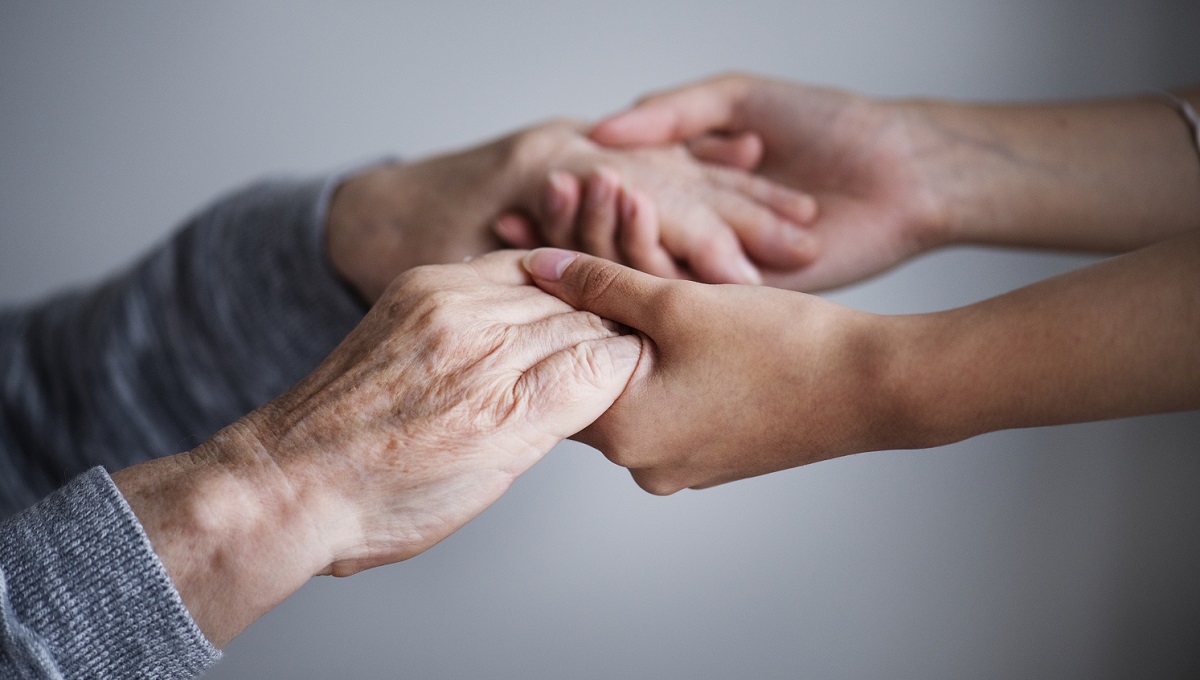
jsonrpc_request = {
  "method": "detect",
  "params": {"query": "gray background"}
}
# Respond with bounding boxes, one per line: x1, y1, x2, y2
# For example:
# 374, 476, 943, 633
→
2, 1, 1198, 678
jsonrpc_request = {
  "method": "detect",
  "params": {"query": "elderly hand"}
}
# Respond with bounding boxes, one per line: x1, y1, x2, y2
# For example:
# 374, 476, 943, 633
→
588, 73, 951, 291
326, 120, 818, 303
520, 247, 903, 495
114, 250, 643, 645
491, 121, 818, 285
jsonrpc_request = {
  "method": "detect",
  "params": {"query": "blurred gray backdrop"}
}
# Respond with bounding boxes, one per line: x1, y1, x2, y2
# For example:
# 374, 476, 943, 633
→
2, 1, 1198, 678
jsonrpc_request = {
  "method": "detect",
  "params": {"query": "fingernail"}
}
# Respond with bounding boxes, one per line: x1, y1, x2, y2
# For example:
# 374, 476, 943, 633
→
620, 191, 637, 223
795, 195, 819, 223
736, 256, 763, 285
523, 248, 580, 281
785, 227, 818, 260
589, 170, 616, 204
546, 172, 570, 214
493, 215, 519, 239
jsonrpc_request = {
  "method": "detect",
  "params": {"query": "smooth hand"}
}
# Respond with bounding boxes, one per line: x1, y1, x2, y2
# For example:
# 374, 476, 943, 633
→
521, 248, 903, 494
590, 73, 952, 291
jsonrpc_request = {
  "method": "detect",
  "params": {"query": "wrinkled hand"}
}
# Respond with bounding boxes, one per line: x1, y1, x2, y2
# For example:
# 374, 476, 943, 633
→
116, 250, 643, 645
326, 120, 816, 303
522, 248, 903, 494
250, 250, 643, 574
590, 73, 952, 291
490, 121, 819, 285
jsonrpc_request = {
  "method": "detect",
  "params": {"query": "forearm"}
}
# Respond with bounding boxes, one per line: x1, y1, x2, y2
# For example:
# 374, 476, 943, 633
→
910, 89, 1200, 251
0, 468, 220, 678
326, 121, 591, 302
110, 422, 332, 648
887, 229, 1200, 448
0, 176, 364, 517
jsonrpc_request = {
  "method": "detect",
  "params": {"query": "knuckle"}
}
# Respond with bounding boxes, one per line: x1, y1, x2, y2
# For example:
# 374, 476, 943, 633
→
574, 260, 623, 310
691, 232, 723, 259
580, 224, 612, 255
649, 282, 698, 327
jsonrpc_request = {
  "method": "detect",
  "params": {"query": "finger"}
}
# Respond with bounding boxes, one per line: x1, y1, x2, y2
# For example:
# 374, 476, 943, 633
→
492, 213, 543, 249
577, 167, 622, 261
589, 74, 752, 147
459, 249, 538, 287
686, 131, 764, 170
704, 164, 818, 225
660, 209, 762, 285
507, 309, 622, 369
617, 189, 688, 279
705, 189, 820, 269
540, 171, 582, 248
515, 333, 645, 444
521, 248, 671, 330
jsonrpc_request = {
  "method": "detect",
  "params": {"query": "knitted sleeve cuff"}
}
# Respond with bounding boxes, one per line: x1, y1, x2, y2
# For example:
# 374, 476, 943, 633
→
0, 467, 219, 678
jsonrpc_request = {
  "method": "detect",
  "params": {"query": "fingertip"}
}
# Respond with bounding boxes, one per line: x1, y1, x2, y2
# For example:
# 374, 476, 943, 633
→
588, 112, 633, 145
687, 132, 763, 170
795, 194, 819, 224
586, 166, 621, 204
523, 247, 580, 283
546, 171, 579, 216
735, 255, 764, 285
685, 230, 762, 285
784, 225, 821, 263
493, 213, 540, 249
589, 107, 674, 147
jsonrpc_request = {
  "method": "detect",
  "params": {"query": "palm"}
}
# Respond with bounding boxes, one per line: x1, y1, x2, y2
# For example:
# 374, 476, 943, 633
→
721, 83, 942, 291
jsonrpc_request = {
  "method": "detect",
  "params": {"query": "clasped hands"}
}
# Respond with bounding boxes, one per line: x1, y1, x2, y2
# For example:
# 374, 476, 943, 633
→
113, 79, 969, 645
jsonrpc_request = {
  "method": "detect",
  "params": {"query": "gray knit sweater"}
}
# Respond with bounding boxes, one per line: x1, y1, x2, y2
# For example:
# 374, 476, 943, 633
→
0, 174, 366, 678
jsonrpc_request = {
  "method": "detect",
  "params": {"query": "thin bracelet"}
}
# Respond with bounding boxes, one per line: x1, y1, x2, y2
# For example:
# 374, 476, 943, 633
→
1158, 90, 1200, 166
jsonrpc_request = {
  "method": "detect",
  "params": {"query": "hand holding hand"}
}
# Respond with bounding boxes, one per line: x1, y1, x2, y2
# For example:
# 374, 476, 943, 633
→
521, 248, 905, 494
490, 121, 819, 285
115, 250, 643, 644
590, 73, 953, 291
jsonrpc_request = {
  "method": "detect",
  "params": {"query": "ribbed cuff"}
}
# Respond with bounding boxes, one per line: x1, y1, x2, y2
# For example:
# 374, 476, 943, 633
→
0, 467, 219, 678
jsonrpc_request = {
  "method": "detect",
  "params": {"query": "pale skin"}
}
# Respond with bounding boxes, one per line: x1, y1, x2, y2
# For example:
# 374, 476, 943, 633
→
582, 73, 1200, 291
97, 115, 808, 651
58, 76, 1200, 654
327, 118, 817, 301
113, 251, 644, 646
515, 72, 1200, 493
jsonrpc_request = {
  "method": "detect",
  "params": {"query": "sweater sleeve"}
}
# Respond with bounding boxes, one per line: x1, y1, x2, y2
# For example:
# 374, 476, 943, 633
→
0, 172, 367, 519
0, 467, 220, 679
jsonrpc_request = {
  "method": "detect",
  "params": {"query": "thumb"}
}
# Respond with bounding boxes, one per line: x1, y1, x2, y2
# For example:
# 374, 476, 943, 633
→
522, 248, 666, 330
516, 333, 645, 442
492, 213, 543, 249
589, 74, 752, 148
686, 131, 764, 170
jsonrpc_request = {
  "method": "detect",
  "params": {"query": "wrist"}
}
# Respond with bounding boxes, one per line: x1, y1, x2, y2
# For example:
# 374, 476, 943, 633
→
829, 311, 932, 454
872, 309, 987, 451
885, 98, 986, 250
325, 162, 415, 304
112, 420, 339, 646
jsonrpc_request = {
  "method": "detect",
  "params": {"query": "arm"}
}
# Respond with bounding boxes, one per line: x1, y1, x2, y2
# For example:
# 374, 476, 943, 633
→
917, 89, 1200, 252
0, 115, 825, 516
2, 251, 641, 676
521, 236, 1199, 493
0, 177, 365, 518
889, 227, 1200, 445
590, 74, 1200, 290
